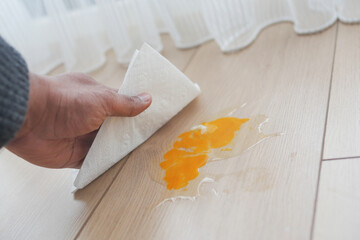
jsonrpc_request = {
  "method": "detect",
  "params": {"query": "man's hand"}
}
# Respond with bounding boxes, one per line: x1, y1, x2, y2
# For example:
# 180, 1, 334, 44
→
6, 73, 152, 168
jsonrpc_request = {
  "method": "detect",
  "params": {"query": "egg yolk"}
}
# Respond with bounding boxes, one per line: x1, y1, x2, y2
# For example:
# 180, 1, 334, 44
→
160, 117, 249, 190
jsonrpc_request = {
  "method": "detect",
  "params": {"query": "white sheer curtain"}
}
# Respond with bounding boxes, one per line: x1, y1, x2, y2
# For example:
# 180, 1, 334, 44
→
0, 0, 359, 74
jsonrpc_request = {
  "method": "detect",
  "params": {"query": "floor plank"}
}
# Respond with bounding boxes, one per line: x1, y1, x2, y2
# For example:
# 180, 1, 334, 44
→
323, 23, 360, 159
89, 34, 197, 89
77, 23, 337, 240
0, 35, 197, 240
0, 149, 126, 240
313, 158, 360, 240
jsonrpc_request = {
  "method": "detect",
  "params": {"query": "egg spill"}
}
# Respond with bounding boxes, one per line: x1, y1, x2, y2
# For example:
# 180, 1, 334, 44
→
161, 117, 249, 190
149, 109, 280, 207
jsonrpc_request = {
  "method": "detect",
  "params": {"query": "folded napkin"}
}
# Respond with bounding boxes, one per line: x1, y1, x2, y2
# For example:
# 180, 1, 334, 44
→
73, 43, 201, 189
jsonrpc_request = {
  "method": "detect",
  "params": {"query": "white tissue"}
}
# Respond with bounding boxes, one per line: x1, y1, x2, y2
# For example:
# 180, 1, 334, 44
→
73, 43, 201, 189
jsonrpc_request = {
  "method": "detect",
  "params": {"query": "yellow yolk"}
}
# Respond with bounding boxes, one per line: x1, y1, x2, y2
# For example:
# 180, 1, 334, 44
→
160, 117, 249, 190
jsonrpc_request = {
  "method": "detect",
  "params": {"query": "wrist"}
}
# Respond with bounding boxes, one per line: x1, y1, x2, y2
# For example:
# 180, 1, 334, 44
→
11, 73, 50, 140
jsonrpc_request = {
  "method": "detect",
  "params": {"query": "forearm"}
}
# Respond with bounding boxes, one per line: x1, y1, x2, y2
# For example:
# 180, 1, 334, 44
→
0, 36, 29, 147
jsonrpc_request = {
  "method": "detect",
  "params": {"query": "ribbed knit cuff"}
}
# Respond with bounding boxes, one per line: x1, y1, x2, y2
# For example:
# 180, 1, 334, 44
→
0, 36, 29, 147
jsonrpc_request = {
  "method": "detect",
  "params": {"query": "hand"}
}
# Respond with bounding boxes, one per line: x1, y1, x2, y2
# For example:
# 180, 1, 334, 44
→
6, 73, 152, 168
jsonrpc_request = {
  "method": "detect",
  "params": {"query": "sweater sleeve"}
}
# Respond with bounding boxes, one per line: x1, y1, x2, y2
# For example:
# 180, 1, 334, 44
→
0, 36, 29, 147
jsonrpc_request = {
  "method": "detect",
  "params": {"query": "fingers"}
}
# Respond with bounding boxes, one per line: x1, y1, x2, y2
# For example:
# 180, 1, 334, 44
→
106, 92, 152, 117
65, 130, 98, 169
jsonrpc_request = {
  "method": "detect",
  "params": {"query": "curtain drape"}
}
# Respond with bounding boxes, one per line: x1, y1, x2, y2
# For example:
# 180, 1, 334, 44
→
0, 0, 359, 74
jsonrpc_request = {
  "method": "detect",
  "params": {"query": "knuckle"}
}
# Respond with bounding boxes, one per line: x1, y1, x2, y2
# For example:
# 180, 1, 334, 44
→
104, 88, 117, 99
101, 87, 118, 103
73, 72, 95, 84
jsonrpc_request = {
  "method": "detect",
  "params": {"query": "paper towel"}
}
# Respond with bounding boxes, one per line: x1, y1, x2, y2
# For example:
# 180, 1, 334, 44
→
73, 43, 201, 189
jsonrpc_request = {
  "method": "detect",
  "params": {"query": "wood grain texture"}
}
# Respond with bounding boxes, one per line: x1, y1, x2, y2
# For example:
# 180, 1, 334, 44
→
77, 23, 337, 240
89, 34, 196, 89
323, 23, 360, 159
0, 149, 126, 240
313, 158, 360, 240
0, 34, 197, 240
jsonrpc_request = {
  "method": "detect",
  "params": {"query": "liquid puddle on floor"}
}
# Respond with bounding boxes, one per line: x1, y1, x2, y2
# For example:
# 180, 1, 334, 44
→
149, 106, 281, 207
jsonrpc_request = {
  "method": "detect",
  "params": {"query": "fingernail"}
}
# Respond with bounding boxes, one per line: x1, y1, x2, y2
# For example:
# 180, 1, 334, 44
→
137, 93, 151, 103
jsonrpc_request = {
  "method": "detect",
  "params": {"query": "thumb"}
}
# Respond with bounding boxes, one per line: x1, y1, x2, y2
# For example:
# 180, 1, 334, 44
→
107, 92, 152, 117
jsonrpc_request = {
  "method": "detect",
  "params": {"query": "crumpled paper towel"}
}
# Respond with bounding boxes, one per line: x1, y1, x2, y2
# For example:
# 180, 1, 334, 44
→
73, 43, 201, 189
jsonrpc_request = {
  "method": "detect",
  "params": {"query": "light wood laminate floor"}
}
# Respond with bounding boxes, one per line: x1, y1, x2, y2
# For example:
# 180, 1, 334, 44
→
1, 22, 360, 240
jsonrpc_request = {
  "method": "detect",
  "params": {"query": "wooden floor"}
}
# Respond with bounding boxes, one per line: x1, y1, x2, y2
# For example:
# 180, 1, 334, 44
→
1, 22, 360, 240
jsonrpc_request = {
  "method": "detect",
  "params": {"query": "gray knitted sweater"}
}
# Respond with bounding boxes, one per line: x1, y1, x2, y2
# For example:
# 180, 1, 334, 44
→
0, 36, 29, 147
